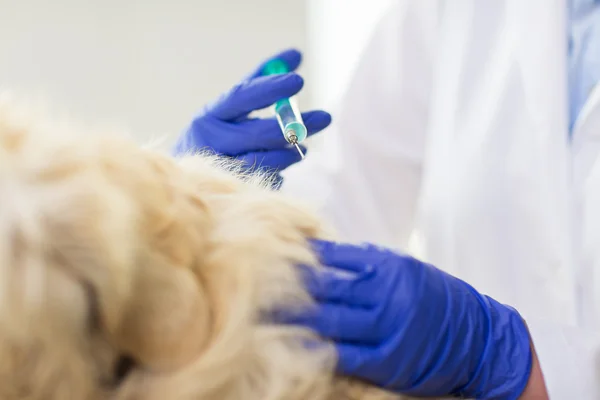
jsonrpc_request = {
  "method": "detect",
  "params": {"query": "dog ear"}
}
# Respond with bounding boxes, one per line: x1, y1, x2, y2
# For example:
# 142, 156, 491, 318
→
113, 257, 211, 372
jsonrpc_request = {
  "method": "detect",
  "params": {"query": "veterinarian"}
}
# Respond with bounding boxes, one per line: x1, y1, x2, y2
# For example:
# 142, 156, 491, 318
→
174, 1, 600, 398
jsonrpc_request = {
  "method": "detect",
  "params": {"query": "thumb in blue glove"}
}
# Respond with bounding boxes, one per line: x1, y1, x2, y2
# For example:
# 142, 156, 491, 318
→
173, 49, 332, 187
285, 240, 533, 399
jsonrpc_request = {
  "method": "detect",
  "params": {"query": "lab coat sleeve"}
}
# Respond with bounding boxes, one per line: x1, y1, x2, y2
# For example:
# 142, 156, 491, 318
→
280, 0, 441, 250
527, 318, 600, 399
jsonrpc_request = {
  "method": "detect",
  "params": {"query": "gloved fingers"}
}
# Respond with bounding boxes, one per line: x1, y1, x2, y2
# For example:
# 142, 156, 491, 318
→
239, 110, 332, 151
283, 303, 382, 344
248, 48, 303, 79
187, 109, 325, 156
208, 73, 304, 121
302, 109, 333, 135
238, 147, 307, 172
310, 240, 388, 273
298, 265, 378, 308
183, 116, 259, 156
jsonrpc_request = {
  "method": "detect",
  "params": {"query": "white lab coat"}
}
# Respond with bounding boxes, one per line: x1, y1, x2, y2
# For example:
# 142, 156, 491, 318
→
282, 0, 600, 398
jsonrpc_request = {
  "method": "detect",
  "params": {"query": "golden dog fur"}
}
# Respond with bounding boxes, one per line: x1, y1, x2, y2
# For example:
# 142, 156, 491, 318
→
0, 95, 443, 399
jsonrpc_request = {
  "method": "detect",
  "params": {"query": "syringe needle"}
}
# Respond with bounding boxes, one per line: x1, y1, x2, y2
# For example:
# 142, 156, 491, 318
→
292, 141, 305, 159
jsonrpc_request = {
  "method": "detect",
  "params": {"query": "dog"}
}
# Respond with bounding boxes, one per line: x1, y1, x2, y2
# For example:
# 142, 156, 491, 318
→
0, 95, 447, 399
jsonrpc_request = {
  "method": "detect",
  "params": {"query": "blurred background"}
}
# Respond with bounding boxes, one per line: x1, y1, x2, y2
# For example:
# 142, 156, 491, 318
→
0, 0, 391, 147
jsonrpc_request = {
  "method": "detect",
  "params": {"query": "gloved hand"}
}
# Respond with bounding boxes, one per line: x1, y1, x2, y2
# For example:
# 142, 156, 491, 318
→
173, 49, 332, 187
291, 240, 533, 399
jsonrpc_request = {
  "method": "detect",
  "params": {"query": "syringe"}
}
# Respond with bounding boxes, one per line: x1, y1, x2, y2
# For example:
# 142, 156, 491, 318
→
261, 59, 307, 159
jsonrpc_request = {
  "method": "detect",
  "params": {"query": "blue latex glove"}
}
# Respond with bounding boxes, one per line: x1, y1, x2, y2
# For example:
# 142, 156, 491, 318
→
292, 240, 533, 399
173, 49, 332, 186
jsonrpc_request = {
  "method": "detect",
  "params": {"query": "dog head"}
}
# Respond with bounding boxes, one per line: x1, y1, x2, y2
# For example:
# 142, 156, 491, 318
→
0, 97, 335, 400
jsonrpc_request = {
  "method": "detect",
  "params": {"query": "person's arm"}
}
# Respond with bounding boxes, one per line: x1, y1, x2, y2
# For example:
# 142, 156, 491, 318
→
281, 0, 441, 250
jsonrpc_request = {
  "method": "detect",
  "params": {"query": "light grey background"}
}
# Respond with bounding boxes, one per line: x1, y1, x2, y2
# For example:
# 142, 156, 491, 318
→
0, 0, 391, 148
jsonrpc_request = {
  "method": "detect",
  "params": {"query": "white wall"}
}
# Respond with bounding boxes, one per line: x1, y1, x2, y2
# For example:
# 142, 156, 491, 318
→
0, 0, 309, 145
0, 0, 394, 150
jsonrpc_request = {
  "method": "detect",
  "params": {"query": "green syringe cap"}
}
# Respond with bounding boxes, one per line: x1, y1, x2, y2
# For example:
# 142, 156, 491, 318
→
262, 58, 290, 75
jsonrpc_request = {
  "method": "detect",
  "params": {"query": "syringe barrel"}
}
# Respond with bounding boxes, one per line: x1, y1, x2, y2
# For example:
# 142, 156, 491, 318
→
262, 58, 308, 144
273, 97, 307, 143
